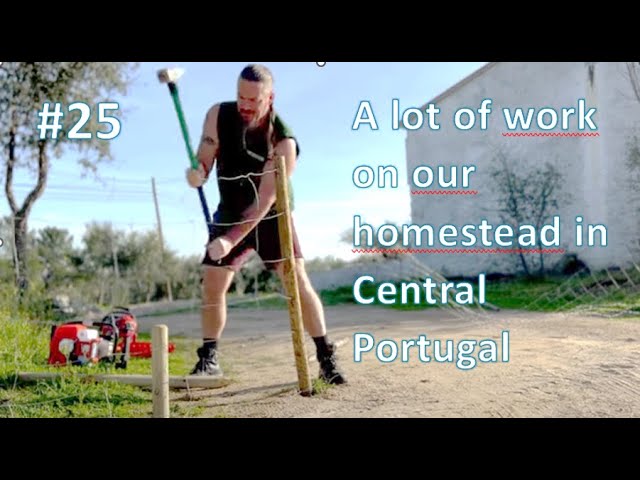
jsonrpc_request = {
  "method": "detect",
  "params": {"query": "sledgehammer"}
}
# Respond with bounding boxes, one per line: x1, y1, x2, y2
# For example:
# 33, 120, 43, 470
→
158, 67, 213, 235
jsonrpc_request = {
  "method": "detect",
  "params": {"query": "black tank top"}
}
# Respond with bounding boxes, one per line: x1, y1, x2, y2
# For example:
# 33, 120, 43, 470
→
215, 102, 298, 224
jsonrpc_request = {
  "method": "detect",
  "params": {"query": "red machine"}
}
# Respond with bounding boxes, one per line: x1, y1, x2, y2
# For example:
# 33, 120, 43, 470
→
48, 307, 175, 369
48, 323, 102, 367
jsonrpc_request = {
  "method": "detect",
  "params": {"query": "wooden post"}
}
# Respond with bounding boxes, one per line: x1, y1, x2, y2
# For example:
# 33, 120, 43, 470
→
152, 325, 170, 417
275, 156, 312, 397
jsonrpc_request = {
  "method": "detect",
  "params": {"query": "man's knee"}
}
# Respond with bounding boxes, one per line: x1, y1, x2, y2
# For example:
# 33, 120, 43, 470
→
276, 260, 316, 294
297, 262, 316, 292
202, 266, 235, 297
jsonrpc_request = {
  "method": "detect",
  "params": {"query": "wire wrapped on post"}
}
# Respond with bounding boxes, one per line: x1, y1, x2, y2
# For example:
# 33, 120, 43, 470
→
274, 155, 312, 397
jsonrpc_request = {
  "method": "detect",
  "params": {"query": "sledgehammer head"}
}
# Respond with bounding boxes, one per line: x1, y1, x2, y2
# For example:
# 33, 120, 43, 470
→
157, 68, 185, 84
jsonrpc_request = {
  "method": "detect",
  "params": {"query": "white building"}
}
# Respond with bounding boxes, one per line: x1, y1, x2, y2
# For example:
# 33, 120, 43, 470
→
405, 62, 640, 277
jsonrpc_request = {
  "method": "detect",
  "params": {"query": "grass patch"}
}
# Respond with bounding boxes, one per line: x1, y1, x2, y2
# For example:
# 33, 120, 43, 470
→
0, 310, 212, 418
319, 275, 640, 315
311, 378, 334, 396
320, 286, 360, 306
483, 277, 565, 311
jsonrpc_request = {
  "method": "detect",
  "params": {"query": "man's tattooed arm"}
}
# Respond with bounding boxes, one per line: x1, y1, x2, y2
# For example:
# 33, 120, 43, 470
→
196, 105, 220, 178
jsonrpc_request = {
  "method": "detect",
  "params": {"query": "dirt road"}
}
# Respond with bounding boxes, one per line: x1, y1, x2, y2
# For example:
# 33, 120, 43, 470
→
136, 306, 640, 418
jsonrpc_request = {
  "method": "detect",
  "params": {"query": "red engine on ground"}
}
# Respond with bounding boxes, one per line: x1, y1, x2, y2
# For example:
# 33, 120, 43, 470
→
48, 323, 102, 366
48, 307, 175, 369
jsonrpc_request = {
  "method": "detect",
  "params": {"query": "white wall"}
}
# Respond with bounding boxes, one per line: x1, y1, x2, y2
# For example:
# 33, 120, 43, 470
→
405, 62, 640, 276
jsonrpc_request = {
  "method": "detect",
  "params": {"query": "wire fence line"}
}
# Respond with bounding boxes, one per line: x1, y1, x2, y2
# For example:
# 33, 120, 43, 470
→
9, 159, 640, 417
523, 253, 640, 318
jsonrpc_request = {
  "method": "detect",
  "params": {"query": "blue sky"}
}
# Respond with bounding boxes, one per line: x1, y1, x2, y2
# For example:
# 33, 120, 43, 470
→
4, 62, 487, 261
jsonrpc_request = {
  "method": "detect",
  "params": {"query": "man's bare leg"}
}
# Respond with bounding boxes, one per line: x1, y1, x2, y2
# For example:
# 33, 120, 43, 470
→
201, 265, 236, 339
275, 259, 347, 385
275, 259, 326, 337
191, 265, 235, 376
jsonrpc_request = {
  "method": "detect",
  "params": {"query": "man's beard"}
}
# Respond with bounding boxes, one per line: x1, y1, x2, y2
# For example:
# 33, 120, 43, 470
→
241, 110, 268, 131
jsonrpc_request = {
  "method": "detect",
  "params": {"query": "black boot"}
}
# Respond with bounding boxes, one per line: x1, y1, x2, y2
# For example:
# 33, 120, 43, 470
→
317, 341, 347, 386
190, 343, 223, 377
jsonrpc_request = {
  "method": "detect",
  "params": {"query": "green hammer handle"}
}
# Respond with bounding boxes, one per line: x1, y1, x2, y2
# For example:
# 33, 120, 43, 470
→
166, 82, 214, 235
168, 83, 199, 171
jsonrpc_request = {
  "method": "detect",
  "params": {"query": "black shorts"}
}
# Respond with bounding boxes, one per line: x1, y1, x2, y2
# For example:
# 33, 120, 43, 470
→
202, 211, 304, 272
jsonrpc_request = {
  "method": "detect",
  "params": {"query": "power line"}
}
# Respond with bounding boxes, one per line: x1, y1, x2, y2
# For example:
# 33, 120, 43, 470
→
28, 217, 199, 227
12, 184, 174, 195
12, 174, 185, 186
7, 192, 195, 205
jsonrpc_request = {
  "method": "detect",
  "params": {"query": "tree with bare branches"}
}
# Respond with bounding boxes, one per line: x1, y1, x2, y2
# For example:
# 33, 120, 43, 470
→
488, 148, 569, 277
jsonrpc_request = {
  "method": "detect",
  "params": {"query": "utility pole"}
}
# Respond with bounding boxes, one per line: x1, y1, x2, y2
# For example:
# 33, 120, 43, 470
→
152, 177, 173, 302
112, 239, 120, 278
